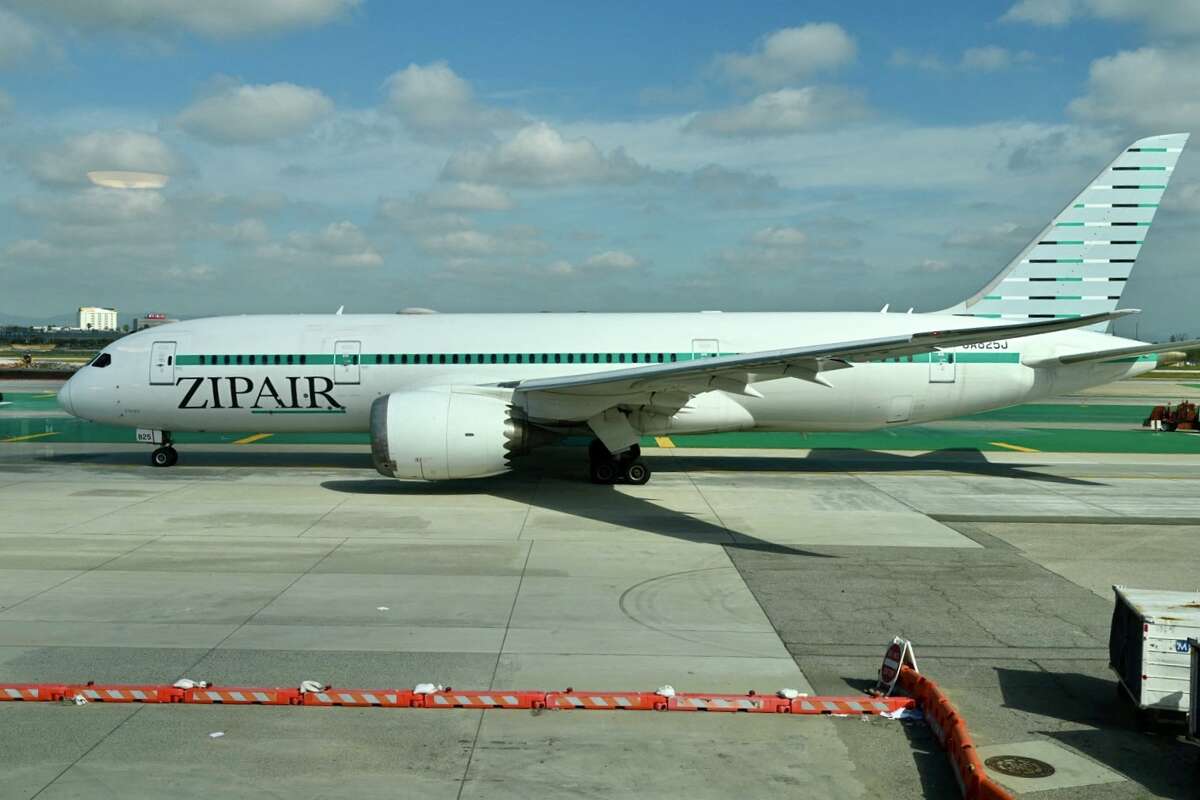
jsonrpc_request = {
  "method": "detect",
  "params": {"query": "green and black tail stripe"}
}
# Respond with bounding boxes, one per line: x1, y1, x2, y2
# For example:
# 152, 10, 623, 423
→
940, 133, 1188, 331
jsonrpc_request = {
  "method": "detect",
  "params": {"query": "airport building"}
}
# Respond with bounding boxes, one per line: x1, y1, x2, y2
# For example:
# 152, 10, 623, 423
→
78, 306, 118, 331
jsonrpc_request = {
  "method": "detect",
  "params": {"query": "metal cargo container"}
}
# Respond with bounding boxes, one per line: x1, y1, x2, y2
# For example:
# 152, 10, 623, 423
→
1109, 586, 1200, 713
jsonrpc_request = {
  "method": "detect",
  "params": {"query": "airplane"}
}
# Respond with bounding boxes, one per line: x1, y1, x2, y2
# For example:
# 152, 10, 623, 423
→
57, 133, 1200, 485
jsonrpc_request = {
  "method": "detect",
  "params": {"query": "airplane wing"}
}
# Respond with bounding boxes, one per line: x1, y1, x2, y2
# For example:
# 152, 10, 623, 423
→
1024, 337, 1200, 367
512, 309, 1136, 404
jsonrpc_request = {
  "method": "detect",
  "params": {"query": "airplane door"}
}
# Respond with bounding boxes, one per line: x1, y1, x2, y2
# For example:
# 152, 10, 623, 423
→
691, 339, 720, 360
929, 351, 956, 383
149, 341, 176, 385
334, 340, 361, 384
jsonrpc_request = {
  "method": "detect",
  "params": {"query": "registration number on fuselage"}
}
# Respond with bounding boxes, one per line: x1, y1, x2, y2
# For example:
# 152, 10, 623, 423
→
957, 341, 1009, 350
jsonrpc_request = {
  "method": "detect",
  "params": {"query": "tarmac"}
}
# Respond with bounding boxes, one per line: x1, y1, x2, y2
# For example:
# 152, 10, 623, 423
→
2, 379, 1200, 799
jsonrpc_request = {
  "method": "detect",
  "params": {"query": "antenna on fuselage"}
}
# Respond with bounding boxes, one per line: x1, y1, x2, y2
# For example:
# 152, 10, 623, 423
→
879, 304, 890, 313
335, 306, 344, 315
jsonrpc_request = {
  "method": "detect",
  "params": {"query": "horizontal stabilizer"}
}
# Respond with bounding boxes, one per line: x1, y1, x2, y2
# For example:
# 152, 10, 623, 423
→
1026, 338, 1200, 367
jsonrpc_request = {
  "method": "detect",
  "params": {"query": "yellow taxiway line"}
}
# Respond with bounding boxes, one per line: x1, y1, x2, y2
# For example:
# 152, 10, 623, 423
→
1, 431, 59, 443
989, 441, 1040, 453
654, 436, 676, 448
233, 433, 274, 445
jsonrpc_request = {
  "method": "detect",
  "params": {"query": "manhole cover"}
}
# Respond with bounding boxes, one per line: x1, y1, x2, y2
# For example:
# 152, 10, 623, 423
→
985, 755, 1056, 779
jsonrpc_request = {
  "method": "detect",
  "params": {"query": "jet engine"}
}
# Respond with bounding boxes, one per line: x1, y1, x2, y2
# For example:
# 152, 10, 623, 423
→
370, 387, 543, 480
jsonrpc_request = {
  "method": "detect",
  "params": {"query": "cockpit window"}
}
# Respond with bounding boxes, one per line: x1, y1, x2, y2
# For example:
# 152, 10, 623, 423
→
90, 353, 112, 368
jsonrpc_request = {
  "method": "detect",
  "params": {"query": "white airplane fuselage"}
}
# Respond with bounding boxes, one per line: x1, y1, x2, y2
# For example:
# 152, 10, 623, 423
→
58, 311, 1150, 437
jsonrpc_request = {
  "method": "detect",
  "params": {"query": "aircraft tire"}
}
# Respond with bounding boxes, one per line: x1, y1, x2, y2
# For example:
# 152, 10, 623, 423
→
151, 446, 177, 468
623, 461, 650, 485
590, 459, 619, 484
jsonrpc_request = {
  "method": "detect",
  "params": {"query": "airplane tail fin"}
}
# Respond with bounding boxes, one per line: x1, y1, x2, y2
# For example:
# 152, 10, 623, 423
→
939, 133, 1189, 332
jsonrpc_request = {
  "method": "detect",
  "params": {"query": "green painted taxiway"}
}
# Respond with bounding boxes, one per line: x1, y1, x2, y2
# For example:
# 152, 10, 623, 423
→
2, 392, 1198, 454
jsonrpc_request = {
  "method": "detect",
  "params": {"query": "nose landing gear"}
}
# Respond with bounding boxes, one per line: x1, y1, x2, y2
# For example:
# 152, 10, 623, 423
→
151, 446, 178, 467
588, 440, 651, 485
139, 429, 178, 467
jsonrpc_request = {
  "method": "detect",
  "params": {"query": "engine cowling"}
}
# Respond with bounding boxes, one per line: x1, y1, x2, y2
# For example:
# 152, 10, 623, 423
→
371, 387, 533, 480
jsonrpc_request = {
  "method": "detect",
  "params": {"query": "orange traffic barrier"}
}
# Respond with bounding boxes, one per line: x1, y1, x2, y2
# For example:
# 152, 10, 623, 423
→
302, 689, 415, 707
418, 690, 544, 710
546, 691, 666, 711
67, 684, 182, 704
896, 665, 1013, 800
790, 696, 914, 715
2, 684, 67, 702
182, 686, 301, 705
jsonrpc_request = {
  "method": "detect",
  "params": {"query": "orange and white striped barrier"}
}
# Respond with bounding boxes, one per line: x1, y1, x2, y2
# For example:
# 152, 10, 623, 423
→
418, 691, 542, 710
182, 686, 301, 705
895, 661, 1014, 800
546, 691, 666, 711
303, 689, 414, 707
0, 680, 917, 718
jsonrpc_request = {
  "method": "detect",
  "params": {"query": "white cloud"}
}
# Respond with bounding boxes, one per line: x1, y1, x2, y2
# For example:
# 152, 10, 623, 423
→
226, 218, 270, 244
891, 46, 1035, 72
421, 182, 514, 211
1002, 0, 1075, 25
715, 23, 856, 87
384, 61, 517, 136
1002, 0, 1200, 35
29, 130, 178, 186
0, 9, 40, 67
419, 227, 546, 258
258, 221, 383, 268
686, 87, 870, 138
749, 226, 808, 247
585, 250, 640, 270
443, 122, 647, 186
8, 0, 359, 38
943, 221, 1027, 248
961, 46, 1035, 71
1068, 47, 1200, 130
176, 82, 333, 144
889, 49, 947, 71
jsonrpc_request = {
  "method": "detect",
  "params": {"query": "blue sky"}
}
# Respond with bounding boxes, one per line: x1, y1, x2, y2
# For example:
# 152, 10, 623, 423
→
0, 0, 1197, 338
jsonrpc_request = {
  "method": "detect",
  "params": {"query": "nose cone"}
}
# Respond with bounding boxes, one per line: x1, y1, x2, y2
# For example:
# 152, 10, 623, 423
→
57, 380, 75, 416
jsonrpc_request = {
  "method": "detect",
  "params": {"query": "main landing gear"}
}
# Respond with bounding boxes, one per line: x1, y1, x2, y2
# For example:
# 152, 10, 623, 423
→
588, 440, 651, 485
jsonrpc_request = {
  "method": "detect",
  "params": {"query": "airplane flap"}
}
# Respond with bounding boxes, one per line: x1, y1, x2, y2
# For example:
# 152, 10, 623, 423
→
1024, 338, 1200, 367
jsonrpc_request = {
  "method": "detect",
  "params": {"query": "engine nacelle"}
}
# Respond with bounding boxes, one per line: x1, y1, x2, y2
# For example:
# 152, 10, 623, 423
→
371, 387, 532, 480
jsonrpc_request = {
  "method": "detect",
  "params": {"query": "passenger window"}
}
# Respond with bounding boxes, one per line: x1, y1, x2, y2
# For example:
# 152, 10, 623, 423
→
273, 355, 280, 365
236, 355, 243, 365
223, 355, 231, 365
503, 354, 510, 364
554, 353, 561, 363
566, 354, 574, 363
618, 354, 625, 363
300, 355, 308, 365
439, 354, 446, 364
91, 353, 112, 368
670, 353, 677, 362
451, 354, 459, 364
490, 354, 497, 364
286, 355, 294, 365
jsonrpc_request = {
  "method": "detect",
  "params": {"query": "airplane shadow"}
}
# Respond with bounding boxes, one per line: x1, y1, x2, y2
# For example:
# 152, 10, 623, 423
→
319, 472, 832, 558
651, 447, 1103, 487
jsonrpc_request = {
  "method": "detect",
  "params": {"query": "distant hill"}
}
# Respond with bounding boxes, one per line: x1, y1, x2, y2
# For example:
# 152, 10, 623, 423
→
0, 311, 77, 327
